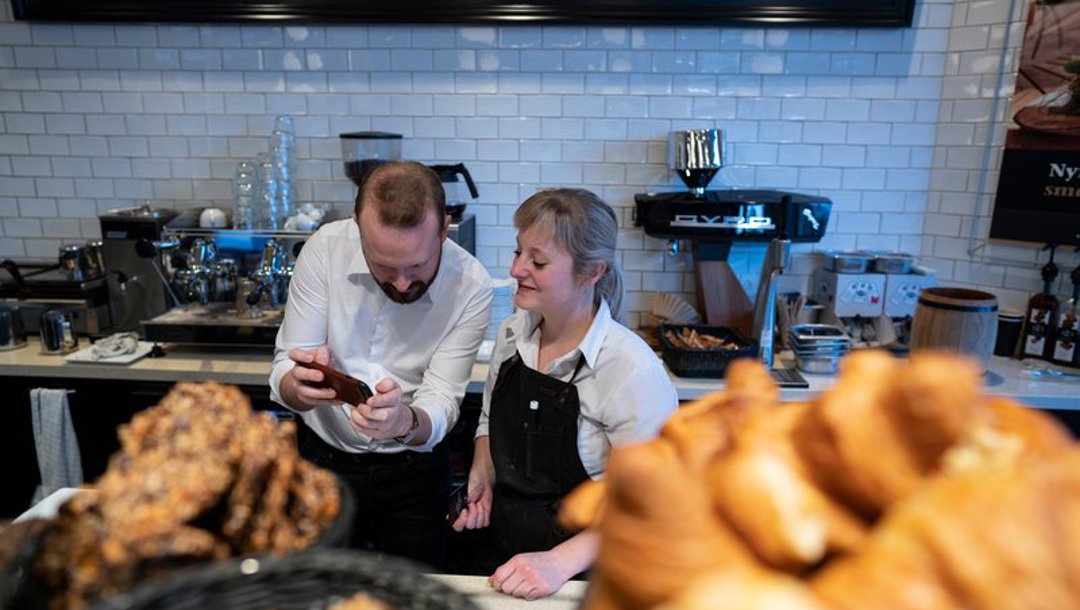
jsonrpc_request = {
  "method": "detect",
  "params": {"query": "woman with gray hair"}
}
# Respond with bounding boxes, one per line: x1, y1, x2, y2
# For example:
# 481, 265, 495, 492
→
452, 188, 678, 599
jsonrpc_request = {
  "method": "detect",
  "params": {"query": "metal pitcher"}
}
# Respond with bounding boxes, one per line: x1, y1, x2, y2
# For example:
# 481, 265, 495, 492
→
39, 309, 79, 355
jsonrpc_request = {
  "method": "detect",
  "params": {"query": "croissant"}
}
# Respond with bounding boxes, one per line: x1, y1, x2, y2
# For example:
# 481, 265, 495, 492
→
574, 349, 1077, 610
559, 479, 607, 531
812, 447, 1080, 610
708, 403, 867, 571
584, 439, 755, 610
660, 566, 830, 610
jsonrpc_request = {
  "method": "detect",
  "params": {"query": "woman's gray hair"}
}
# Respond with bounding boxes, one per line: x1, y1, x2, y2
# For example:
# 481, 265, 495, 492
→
513, 188, 627, 326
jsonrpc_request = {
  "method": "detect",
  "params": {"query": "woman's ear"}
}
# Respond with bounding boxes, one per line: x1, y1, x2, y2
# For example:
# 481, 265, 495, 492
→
587, 261, 607, 286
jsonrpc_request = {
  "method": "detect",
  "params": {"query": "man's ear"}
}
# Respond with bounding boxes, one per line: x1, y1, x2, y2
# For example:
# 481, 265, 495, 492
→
439, 213, 451, 241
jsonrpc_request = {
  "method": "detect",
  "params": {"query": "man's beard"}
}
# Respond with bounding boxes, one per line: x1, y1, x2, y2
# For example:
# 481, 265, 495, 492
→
379, 279, 432, 304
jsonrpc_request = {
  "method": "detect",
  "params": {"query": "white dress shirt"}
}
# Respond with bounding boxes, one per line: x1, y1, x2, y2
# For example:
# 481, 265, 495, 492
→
476, 299, 678, 478
270, 218, 493, 453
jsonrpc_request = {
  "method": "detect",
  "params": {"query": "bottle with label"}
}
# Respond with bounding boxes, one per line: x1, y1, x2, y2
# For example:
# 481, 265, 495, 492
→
1021, 246, 1059, 360
1051, 263, 1080, 367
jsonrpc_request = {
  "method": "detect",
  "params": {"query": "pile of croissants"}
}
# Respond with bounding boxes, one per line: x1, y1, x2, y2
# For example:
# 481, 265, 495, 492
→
559, 350, 1078, 610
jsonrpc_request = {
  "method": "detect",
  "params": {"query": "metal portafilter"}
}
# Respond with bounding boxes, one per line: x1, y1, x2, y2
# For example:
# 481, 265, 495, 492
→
669, 129, 724, 196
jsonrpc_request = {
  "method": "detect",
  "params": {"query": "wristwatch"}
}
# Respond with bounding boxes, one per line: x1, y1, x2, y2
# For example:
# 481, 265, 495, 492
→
394, 406, 421, 445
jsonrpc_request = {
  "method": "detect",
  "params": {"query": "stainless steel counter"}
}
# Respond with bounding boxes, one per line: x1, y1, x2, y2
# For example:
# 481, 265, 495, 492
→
1, 338, 1078, 411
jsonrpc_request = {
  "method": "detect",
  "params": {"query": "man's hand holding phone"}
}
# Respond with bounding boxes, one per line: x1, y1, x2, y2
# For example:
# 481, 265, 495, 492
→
295, 359, 374, 406
285, 347, 373, 411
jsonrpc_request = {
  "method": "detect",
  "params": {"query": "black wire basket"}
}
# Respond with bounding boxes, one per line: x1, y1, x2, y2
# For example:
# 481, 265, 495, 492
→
658, 323, 758, 378
86, 549, 482, 610
0, 478, 355, 610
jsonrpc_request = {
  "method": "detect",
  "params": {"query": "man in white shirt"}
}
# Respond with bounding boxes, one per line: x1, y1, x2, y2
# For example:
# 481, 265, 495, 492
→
270, 161, 493, 568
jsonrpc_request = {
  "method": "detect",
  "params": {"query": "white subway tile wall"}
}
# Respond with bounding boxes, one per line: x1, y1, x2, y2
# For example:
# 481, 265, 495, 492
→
0, 0, 1062, 322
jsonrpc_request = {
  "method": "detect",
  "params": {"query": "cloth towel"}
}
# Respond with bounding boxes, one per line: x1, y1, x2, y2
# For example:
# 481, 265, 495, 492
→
30, 388, 83, 505
90, 331, 139, 360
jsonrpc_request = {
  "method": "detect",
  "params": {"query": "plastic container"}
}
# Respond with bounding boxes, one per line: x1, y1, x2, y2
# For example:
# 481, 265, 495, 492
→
795, 352, 843, 374
870, 252, 913, 274
822, 250, 872, 274
658, 323, 757, 378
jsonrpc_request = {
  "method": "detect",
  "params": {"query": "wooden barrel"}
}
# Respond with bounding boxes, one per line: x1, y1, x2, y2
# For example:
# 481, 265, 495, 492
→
910, 287, 998, 372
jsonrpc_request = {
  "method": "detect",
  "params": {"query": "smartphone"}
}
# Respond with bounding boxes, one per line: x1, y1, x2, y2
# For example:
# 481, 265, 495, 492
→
295, 360, 373, 406
447, 482, 468, 524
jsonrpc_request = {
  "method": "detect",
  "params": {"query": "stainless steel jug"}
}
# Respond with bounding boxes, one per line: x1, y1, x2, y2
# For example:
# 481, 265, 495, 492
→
39, 310, 79, 354
0, 305, 26, 351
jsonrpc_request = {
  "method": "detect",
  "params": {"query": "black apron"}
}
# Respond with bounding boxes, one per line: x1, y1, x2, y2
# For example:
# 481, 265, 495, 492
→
483, 350, 591, 571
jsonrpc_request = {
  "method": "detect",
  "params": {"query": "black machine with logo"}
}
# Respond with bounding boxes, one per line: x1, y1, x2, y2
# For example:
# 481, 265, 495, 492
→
634, 189, 831, 243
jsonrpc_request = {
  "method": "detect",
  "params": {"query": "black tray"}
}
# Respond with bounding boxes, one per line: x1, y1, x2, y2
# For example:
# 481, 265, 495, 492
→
87, 550, 481, 610
659, 323, 758, 378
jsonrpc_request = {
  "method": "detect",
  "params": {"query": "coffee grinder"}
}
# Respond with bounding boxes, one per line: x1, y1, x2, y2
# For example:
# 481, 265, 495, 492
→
99, 205, 178, 332
634, 129, 832, 336
340, 132, 403, 191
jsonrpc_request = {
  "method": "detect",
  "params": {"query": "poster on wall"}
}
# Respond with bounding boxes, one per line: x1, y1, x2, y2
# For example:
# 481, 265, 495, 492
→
992, 0, 1080, 247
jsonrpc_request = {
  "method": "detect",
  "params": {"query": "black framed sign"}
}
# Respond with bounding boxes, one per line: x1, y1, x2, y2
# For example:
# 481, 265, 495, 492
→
10, 0, 916, 26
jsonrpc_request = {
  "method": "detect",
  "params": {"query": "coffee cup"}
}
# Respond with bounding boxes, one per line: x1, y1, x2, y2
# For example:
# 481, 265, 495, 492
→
199, 207, 229, 228
994, 308, 1024, 358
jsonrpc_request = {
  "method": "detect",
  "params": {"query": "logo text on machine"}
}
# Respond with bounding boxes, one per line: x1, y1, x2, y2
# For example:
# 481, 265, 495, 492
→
671, 215, 777, 230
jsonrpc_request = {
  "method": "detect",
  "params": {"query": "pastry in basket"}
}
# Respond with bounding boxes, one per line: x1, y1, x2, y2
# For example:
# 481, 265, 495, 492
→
566, 350, 1077, 610
27, 382, 343, 610
329, 592, 396, 610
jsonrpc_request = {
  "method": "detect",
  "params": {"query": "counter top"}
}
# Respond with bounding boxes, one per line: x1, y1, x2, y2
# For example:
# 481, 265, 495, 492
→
1, 338, 1077, 410
429, 574, 586, 610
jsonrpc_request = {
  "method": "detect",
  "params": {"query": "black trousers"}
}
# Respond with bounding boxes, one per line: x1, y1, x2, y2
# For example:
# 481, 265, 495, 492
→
297, 421, 450, 570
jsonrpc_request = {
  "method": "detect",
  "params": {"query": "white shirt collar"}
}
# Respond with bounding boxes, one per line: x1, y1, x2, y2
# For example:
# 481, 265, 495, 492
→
511, 298, 613, 375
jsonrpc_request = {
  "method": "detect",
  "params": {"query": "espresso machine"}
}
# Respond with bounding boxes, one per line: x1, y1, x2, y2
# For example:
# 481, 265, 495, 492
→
99, 205, 179, 332
136, 208, 297, 346
0, 252, 112, 338
634, 129, 832, 336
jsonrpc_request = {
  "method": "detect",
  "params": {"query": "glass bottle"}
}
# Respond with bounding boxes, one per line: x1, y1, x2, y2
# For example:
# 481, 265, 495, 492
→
1021, 250, 1059, 360
232, 160, 257, 230
1051, 265, 1080, 366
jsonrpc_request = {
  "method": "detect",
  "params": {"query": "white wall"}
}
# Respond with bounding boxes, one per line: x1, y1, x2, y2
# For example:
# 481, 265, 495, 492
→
928, 0, 1075, 311
3, 0, 1062, 324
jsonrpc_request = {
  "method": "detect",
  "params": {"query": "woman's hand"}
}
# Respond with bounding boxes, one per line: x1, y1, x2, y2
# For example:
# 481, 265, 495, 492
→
452, 436, 496, 531
488, 551, 568, 601
488, 530, 598, 600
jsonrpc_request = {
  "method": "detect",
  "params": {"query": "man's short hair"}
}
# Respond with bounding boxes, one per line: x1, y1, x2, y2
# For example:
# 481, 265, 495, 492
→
354, 161, 446, 228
